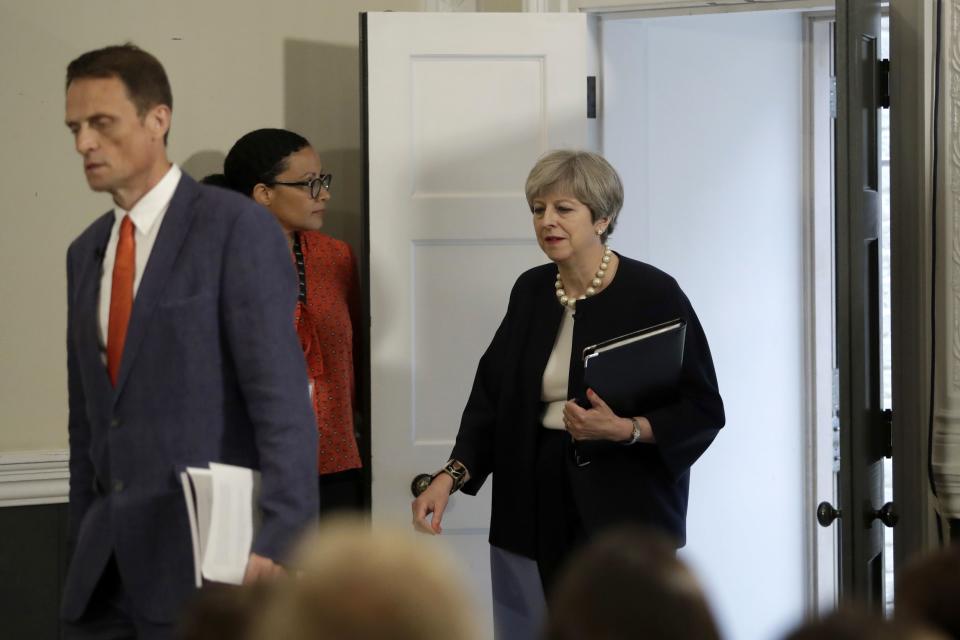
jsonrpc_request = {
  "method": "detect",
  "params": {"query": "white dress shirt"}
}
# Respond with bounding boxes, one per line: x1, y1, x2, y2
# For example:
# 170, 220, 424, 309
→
98, 164, 183, 354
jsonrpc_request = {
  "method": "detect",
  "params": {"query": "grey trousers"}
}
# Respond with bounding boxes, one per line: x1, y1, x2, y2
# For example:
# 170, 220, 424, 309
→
490, 545, 547, 640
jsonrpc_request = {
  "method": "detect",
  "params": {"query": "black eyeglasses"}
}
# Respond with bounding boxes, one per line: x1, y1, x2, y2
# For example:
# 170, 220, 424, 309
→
270, 174, 333, 199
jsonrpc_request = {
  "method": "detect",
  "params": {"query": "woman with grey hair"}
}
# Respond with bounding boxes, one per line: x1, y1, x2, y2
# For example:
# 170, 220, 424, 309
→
412, 150, 724, 639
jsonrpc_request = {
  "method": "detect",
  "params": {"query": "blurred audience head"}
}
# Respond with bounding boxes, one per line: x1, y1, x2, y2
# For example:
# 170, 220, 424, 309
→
542, 526, 721, 640
784, 604, 947, 640
248, 515, 479, 640
896, 544, 960, 639
177, 582, 265, 640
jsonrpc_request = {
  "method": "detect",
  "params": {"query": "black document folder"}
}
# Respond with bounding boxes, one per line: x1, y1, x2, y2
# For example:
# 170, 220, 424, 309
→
579, 318, 687, 416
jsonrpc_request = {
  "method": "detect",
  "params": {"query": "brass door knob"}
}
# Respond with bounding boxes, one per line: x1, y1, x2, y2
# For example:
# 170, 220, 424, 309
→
411, 473, 433, 498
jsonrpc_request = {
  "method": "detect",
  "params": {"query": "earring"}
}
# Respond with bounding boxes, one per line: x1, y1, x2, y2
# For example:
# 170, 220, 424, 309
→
596, 227, 605, 236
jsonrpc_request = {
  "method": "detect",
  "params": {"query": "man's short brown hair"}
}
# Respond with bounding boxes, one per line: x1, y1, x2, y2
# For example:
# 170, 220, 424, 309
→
66, 44, 172, 130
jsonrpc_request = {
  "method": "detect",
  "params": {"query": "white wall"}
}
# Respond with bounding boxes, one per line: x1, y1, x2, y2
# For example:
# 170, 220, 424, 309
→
602, 11, 807, 640
0, 0, 427, 451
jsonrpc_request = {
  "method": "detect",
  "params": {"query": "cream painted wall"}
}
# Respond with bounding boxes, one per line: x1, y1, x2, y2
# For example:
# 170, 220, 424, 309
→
478, 0, 523, 10
0, 1, 428, 451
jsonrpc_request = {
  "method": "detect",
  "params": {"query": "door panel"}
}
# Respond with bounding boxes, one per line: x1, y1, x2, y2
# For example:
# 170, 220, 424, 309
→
834, 0, 885, 606
363, 11, 588, 631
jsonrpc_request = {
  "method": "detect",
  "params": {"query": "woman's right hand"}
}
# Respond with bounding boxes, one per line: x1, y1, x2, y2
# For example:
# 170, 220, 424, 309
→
411, 473, 454, 535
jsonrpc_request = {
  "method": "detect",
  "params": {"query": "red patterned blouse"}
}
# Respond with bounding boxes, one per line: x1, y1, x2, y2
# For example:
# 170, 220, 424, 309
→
292, 231, 362, 475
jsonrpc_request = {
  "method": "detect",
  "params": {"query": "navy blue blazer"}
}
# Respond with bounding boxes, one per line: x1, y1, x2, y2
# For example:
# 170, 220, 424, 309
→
62, 174, 318, 623
451, 256, 724, 558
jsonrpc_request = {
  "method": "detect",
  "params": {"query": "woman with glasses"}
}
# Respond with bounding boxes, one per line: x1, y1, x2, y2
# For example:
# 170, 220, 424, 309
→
205, 128, 362, 515
411, 151, 725, 640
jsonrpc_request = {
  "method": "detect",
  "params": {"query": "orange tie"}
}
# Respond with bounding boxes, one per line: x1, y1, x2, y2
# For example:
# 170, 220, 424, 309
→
106, 216, 135, 386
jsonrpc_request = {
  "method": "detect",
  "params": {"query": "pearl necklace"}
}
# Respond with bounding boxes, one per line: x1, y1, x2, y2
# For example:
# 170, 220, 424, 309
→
555, 246, 613, 310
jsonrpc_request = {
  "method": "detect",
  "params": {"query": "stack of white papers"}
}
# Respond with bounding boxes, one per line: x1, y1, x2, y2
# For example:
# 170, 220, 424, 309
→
180, 463, 261, 587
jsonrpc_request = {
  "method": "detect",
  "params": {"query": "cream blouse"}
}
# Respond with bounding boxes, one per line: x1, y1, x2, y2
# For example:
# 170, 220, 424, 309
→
540, 307, 575, 429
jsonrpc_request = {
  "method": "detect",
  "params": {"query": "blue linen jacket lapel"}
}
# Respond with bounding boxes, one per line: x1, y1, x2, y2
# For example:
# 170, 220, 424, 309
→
113, 176, 199, 399
76, 213, 115, 401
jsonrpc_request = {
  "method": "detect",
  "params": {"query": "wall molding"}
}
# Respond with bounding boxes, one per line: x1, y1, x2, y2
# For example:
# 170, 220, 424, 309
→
0, 450, 69, 507
565, 0, 828, 16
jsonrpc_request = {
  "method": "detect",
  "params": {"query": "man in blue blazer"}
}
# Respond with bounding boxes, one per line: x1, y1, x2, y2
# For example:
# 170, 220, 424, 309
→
61, 44, 318, 638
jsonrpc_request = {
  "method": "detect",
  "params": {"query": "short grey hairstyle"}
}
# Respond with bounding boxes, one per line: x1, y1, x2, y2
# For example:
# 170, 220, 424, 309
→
525, 150, 624, 243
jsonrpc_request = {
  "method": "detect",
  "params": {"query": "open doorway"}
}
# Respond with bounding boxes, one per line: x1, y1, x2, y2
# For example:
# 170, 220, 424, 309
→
598, 2, 895, 632
596, 4, 894, 637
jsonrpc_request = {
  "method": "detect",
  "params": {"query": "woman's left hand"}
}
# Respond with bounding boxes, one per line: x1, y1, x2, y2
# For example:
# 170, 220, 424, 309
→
563, 388, 633, 442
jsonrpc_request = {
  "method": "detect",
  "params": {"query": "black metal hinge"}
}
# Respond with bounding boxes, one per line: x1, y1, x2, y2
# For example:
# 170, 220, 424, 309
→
587, 76, 597, 119
882, 408, 893, 458
878, 58, 890, 109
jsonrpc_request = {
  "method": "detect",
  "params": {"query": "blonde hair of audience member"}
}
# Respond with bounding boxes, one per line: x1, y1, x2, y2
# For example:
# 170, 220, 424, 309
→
896, 544, 960, 639
250, 516, 479, 640
543, 526, 721, 640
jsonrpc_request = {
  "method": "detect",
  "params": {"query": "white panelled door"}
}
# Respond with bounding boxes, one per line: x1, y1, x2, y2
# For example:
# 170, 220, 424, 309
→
363, 11, 588, 630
